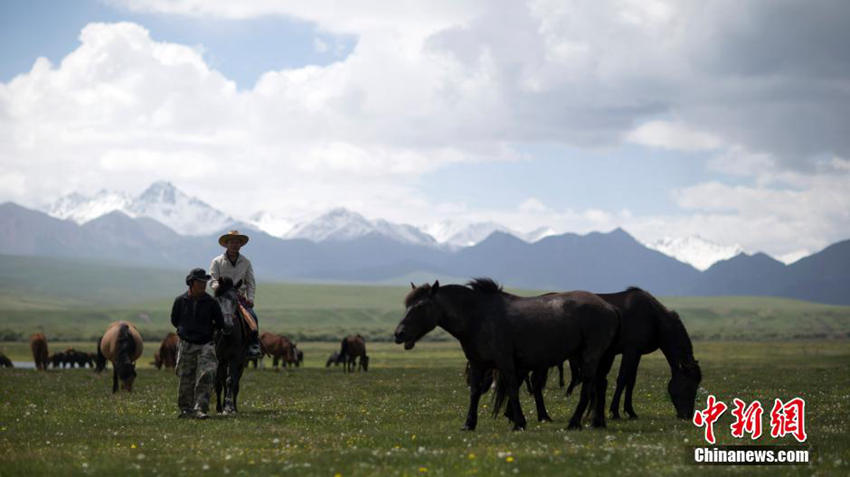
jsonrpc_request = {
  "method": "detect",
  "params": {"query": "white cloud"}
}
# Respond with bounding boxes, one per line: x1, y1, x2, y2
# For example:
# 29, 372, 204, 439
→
3, 1, 850, 259
627, 120, 723, 151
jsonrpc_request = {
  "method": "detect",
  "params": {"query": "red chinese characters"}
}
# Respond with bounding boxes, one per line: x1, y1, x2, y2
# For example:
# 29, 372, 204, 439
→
693, 394, 728, 444
730, 398, 764, 439
769, 397, 807, 443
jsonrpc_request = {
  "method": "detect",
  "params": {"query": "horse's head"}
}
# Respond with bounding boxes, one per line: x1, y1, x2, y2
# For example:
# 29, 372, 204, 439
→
669, 357, 702, 419
215, 277, 238, 334
117, 361, 137, 392
394, 281, 442, 350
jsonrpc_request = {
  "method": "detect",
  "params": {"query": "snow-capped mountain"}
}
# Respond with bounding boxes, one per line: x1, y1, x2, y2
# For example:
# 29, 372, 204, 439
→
424, 221, 556, 248
424, 221, 512, 248
45, 181, 234, 236
285, 208, 438, 247
246, 211, 296, 238
522, 226, 557, 243
126, 181, 234, 236
646, 235, 745, 271
46, 190, 132, 224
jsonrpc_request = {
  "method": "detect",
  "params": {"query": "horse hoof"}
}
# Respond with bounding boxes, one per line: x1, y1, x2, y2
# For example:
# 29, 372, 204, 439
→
592, 420, 606, 428
538, 416, 553, 423
567, 422, 582, 430
610, 414, 621, 420
512, 425, 526, 432
461, 425, 476, 431
628, 414, 638, 420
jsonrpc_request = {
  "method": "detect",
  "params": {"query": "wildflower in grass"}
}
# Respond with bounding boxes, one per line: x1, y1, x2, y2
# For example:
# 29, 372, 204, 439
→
419, 467, 428, 473
468, 453, 476, 460
506, 456, 515, 463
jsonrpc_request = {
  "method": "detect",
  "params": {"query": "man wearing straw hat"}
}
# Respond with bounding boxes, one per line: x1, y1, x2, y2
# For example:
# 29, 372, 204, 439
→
210, 230, 263, 358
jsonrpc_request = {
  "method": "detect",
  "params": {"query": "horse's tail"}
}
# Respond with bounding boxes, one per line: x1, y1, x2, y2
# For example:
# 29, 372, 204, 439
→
340, 337, 349, 357
95, 336, 107, 372
491, 369, 508, 418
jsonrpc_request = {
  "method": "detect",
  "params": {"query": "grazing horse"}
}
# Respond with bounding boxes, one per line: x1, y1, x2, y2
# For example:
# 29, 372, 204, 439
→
326, 351, 341, 367
394, 279, 620, 431
598, 287, 701, 420
337, 334, 369, 373
259, 332, 296, 370
531, 288, 702, 422
0, 352, 12, 368
99, 321, 143, 392
153, 333, 179, 370
214, 277, 248, 414
30, 333, 49, 371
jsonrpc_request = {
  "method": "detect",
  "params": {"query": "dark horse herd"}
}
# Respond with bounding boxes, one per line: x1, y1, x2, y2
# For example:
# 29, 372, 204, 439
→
394, 279, 702, 431
17, 277, 700, 431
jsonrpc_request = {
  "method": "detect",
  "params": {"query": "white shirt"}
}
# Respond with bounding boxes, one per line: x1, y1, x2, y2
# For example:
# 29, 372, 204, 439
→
209, 252, 256, 302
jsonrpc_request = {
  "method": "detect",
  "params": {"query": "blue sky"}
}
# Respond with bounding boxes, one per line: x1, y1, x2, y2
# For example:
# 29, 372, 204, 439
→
0, 0, 848, 261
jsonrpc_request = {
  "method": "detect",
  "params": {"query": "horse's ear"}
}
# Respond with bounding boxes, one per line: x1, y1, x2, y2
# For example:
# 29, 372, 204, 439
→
411, 282, 416, 290
431, 280, 440, 295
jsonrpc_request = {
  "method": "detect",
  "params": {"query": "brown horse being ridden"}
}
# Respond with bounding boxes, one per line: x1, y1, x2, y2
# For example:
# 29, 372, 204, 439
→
30, 333, 49, 371
337, 334, 369, 373
395, 279, 620, 431
99, 321, 143, 392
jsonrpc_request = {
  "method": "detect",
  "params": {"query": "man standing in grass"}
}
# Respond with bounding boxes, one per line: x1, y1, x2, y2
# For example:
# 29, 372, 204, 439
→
171, 268, 226, 419
210, 230, 263, 358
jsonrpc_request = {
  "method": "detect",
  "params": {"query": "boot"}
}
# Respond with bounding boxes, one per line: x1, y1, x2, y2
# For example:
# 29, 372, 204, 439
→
247, 330, 262, 358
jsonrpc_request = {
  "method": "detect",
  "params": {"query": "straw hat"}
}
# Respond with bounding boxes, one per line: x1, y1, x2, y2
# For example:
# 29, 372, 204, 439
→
218, 230, 250, 247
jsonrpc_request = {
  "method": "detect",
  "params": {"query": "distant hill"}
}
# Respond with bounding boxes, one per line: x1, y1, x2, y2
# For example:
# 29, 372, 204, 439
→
1, 202, 848, 304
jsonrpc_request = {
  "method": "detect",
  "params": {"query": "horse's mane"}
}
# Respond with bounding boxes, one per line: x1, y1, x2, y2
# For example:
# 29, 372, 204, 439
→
404, 284, 432, 308
466, 278, 504, 294
215, 276, 235, 298
629, 287, 697, 364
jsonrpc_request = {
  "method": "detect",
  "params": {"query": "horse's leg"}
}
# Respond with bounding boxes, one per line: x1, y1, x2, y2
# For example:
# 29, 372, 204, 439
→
623, 354, 642, 419
610, 354, 629, 420
568, 354, 599, 430
531, 368, 552, 422
462, 363, 487, 431
230, 361, 243, 413
214, 357, 224, 413
566, 359, 582, 396
112, 367, 118, 393
504, 369, 526, 431
557, 362, 565, 388
592, 352, 616, 428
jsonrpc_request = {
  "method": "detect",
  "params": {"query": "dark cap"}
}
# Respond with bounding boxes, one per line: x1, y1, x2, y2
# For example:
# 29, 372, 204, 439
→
185, 268, 212, 286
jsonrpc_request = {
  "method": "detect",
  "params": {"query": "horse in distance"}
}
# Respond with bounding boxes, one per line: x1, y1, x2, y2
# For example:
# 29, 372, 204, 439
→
30, 333, 49, 371
99, 321, 143, 392
395, 279, 620, 431
338, 334, 369, 373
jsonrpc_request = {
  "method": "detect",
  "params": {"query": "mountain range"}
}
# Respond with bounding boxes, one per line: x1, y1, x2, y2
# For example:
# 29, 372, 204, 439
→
44, 182, 749, 269
2, 200, 848, 305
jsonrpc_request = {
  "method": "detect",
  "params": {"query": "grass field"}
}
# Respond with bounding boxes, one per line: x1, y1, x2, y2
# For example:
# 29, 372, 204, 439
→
2, 281, 850, 342
0, 340, 847, 476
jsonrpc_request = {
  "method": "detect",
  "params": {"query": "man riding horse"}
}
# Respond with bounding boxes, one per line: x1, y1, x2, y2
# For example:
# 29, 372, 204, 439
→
210, 230, 263, 358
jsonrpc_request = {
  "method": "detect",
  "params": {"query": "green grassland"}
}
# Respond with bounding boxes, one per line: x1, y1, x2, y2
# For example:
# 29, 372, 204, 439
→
0, 341, 847, 476
1, 280, 850, 342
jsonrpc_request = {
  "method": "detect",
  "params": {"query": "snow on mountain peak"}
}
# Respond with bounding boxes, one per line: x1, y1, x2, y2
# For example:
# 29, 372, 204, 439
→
646, 235, 745, 271
284, 208, 437, 246
45, 182, 233, 236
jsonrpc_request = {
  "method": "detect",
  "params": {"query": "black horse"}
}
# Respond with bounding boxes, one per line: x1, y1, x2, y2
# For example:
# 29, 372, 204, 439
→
598, 287, 701, 419
543, 287, 702, 421
214, 277, 247, 414
394, 279, 620, 431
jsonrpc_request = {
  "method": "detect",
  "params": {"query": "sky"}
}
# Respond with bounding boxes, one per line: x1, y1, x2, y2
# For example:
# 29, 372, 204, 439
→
0, 0, 848, 261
